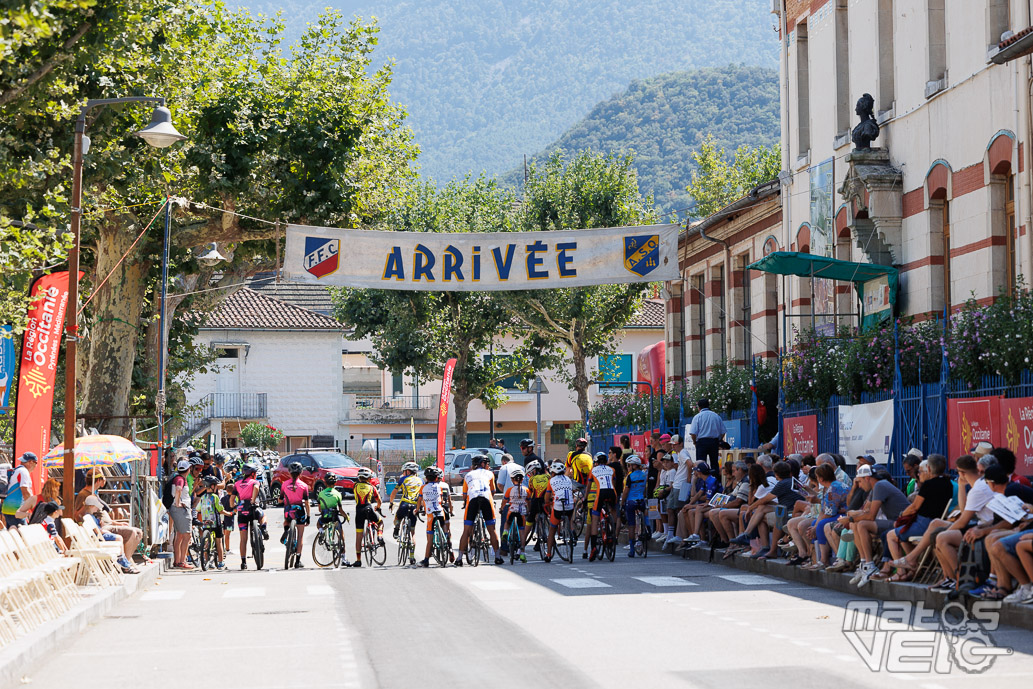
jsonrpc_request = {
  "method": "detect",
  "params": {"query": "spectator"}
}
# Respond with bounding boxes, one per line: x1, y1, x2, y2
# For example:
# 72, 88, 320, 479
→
489, 438, 498, 449
880, 454, 954, 581
40, 502, 68, 553
991, 447, 1031, 488
689, 399, 724, 470
803, 463, 849, 570
2, 452, 38, 527
606, 446, 626, 502
81, 496, 138, 573
81, 472, 144, 564
666, 435, 691, 538
497, 453, 516, 494
972, 468, 1033, 599
708, 460, 750, 548
676, 462, 720, 545
169, 459, 194, 570
902, 453, 923, 496
844, 464, 910, 587
73, 468, 105, 520
619, 435, 633, 459
972, 441, 994, 460
497, 439, 507, 455
724, 463, 776, 556
0, 460, 11, 504
28, 478, 61, 524
784, 471, 822, 566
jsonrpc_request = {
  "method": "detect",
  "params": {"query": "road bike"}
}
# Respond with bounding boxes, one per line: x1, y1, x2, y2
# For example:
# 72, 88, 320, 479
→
530, 511, 550, 561
283, 518, 300, 569
571, 488, 587, 539
430, 514, 451, 567
504, 512, 523, 564
198, 521, 219, 571
467, 514, 491, 566
633, 504, 650, 558
597, 504, 616, 562
396, 509, 420, 566
361, 517, 387, 567
555, 512, 575, 563
312, 518, 346, 568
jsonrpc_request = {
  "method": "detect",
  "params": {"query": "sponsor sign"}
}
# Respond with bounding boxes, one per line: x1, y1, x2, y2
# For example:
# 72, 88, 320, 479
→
284, 223, 680, 290
436, 358, 457, 469
783, 415, 818, 456
999, 397, 1033, 472
838, 400, 894, 465
0, 324, 13, 412
947, 397, 1002, 467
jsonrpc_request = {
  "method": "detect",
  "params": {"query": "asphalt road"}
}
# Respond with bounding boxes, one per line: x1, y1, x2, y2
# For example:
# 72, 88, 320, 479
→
20, 500, 1033, 689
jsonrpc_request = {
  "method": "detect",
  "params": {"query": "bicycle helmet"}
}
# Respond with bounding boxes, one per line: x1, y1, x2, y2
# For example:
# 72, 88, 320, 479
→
401, 461, 420, 474
549, 461, 565, 475
594, 452, 608, 464
626, 455, 643, 466
471, 454, 489, 468
202, 475, 219, 487
575, 437, 588, 446
424, 466, 442, 481
214, 452, 227, 463
510, 466, 525, 479
242, 463, 258, 475
525, 460, 543, 475
519, 438, 534, 449
188, 456, 204, 467
288, 461, 303, 475
356, 468, 374, 481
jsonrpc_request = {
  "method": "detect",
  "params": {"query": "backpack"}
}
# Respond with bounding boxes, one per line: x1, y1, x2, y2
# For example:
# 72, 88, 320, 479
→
161, 475, 176, 509
956, 539, 990, 593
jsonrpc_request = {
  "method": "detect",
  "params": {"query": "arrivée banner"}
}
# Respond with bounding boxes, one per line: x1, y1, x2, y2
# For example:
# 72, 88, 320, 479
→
283, 224, 680, 290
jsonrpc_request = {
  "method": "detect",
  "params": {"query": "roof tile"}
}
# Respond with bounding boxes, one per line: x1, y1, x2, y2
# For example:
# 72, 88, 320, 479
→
201, 287, 342, 330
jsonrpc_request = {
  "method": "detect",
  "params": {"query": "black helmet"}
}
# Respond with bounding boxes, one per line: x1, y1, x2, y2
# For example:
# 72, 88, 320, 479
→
519, 438, 534, 449
471, 454, 489, 468
202, 475, 219, 487
424, 466, 442, 481
242, 463, 258, 475
214, 452, 227, 463
288, 461, 303, 475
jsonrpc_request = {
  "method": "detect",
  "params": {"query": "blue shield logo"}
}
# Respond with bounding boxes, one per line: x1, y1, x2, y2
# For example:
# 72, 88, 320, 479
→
624, 235, 660, 277
303, 237, 340, 278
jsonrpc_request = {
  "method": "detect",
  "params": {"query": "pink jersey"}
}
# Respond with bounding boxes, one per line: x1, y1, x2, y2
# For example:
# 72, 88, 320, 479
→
281, 480, 309, 507
235, 478, 257, 501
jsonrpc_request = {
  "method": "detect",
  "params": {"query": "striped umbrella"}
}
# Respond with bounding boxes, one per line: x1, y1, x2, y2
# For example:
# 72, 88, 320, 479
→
42, 434, 147, 469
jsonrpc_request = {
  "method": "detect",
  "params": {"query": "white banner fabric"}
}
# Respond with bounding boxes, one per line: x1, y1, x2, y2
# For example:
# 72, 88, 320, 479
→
838, 399, 894, 466
283, 223, 680, 291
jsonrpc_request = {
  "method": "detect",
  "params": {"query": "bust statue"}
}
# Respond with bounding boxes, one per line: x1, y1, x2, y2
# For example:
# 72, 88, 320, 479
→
852, 93, 880, 150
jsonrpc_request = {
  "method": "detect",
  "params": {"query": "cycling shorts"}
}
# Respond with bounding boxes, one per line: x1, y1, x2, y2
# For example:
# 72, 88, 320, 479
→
505, 512, 526, 529
623, 499, 646, 528
549, 509, 574, 527
236, 501, 264, 530
590, 489, 618, 516
463, 496, 496, 526
426, 512, 448, 535
355, 504, 381, 533
317, 513, 344, 529
284, 505, 310, 525
396, 502, 418, 527
222, 515, 234, 531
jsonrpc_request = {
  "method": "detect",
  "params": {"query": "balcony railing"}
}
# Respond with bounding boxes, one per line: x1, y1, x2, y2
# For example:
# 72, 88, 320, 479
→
350, 395, 435, 411
206, 392, 268, 419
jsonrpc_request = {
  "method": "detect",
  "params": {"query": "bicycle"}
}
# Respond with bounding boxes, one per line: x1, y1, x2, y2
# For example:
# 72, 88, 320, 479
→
467, 514, 491, 566
633, 504, 650, 558
396, 510, 420, 566
198, 521, 219, 571
571, 488, 587, 539
531, 512, 550, 561
248, 517, 265, 570
598, 504, 616, 562
361, 517, 387, 567
188, 522, 203, 568
284, 519, 299, 570
430, 515, 451, 567
504, 512, 523, 564
312, 518, 346, 568
555, 512, 575, 563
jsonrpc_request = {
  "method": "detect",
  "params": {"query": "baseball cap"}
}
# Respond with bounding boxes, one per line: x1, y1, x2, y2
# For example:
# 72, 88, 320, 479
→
659, 433, 672, 443
19, 452, 38, 464
855, 465, 873, 478
694, 461, 711, 474
84, 495, 105, 508
906, 447, 924, 459
671, 434, 681, 444
177, 459, 190, 471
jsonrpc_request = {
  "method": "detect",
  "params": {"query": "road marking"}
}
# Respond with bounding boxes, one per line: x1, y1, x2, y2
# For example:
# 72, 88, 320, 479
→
223, 587, 265, 598
550, 578, 612, 589
716, 574, 783, 585
472, 581, 521, 591
633, 576, 698, 587
140, 590, 185, 601
307, 585, 335, 596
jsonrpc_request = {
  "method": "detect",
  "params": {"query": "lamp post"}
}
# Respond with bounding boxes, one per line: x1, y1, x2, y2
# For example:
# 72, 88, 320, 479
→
528, 376, 549, 456
63, 98, 186, 511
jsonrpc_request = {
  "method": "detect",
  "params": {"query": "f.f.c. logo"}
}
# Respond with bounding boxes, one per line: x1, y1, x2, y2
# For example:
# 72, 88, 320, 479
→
304, 237, 340, 278
624, 235, 660, 277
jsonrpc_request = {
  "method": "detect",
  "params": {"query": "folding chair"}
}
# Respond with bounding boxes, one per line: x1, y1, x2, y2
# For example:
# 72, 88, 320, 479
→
61, 519, 123, 587
908, 504, 954, 585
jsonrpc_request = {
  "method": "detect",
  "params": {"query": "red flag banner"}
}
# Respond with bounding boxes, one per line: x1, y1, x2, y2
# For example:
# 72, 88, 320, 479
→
1000, 397, 1033, 472
14, 272, 76, 488
947, 396, 1002, 467
783, 415, 818, 456
436, 357, 457, 469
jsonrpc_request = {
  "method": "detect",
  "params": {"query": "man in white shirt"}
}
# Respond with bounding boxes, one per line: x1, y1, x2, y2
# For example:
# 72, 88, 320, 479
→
2, 452, 38, 527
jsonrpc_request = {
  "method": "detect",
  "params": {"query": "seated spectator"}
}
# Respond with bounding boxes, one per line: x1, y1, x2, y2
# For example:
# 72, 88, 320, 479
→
879, 454, 953, 581
991, 447, 1032, 488
973, 468, 1033, 600
803, 463, 849, 570
727, 463, 777, 555
844, 465, 909, 587
902, 453, 923, 497
28, 478, 62, 524
706, 461, 750, 548
81, 496, 140, 574
1010, 534, 1033, 604
735, 461, 802, 559
675, 462, 720, 544
784, 471, 822, 565
40, 502, 68, 553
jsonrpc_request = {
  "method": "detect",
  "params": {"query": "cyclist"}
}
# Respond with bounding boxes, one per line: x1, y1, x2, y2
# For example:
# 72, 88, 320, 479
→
316, 481, 350, 566
620, 455, 648, 557
280, 462, 312, 569
526, 460, 550, 552
389, 461, 423, 540
235, 463, 270, 570
195, 476, 228, 570
544, 461, 576, 563
587, 452, 618, 561
417, 466, 451, 567
499, 466, 530, 562
352, 468, 384, 568
457, 454, 502, 566
565, 438, 593, 491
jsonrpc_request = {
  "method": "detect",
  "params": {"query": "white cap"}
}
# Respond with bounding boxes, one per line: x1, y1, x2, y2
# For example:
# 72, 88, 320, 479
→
671, 434, 681, 444
907, 447, 924, 459
177, 459, 190, 471
856, 465, 873, 478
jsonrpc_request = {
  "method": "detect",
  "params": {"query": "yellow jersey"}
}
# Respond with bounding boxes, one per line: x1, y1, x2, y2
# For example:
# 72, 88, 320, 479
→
566, 451, 592, 483
396, 474, 423, 505
354, 482, 377, 506
529, 473, 550, 499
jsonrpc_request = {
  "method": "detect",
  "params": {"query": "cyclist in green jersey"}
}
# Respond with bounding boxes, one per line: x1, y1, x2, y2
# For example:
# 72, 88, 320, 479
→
316, 483, 351, 565
389, 462, 423, 539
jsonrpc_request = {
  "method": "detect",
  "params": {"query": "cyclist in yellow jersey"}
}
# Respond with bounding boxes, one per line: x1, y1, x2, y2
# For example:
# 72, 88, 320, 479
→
526, 460, 550, 552
351, 468, 384, 568
566, 437, 593, 489
389, 461, 423, 539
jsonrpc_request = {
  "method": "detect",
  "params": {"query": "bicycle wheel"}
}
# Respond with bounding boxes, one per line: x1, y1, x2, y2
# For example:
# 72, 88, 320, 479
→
572, 502, 586, 539
636, 513, 648, 558
431, 522, 447, 567
371, 527, 387, 566
200, 529, 214, 571
603, 513, 616, 562
312, 527, 336, 568
536, 515, 549, 561
251, 521, 264, 570
558, 517, 574, 563
508, 517, 519, 564
332, 522, 345, 568
188, 528, 202, 567
284, 523, 297, 570
363, 525, 374, 567
478, 521, 491, 564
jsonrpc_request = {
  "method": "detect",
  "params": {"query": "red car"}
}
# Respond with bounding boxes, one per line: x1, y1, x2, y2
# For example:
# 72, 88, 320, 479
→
270, 450, 377, 502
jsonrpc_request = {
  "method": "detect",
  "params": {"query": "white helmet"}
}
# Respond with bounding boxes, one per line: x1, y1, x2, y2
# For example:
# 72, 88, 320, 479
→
510, 466, 525, 479
549, 461, 565, 475
626, 455, 643, 466
525, 460, 543, 474
401, 461, 420, 474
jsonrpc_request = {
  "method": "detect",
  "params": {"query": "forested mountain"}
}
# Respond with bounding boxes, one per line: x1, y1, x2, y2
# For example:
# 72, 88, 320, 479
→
239, 0, 779, 181
506, 65, 781, 214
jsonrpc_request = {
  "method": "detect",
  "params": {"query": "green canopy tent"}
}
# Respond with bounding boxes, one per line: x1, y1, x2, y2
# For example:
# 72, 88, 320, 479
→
746, 251, 898, 331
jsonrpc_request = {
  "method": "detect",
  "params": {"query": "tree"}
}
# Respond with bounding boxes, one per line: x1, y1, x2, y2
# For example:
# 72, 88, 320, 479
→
1, 4, 417, 436
505, 151, 658, 426
333, 177, 557, 448
684, 135, 781, 219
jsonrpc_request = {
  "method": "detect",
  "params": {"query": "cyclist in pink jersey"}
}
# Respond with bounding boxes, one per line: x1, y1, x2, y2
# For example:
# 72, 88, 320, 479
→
280, 462, 312, 568
234, 464, 269, 569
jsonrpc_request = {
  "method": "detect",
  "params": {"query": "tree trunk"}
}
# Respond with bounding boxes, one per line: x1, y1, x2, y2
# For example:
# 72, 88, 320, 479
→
81, 219, 150, 437
451, 345, 473, 449
571, 341, 590, 434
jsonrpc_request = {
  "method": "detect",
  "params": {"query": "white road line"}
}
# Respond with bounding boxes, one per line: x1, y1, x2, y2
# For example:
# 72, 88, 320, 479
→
223, 587, 265, 598
307, 584, 335, 596
550, 577, 612, 589
716, 574, 784, 585
633, 576, 699, 587
472, 581, 522, 591
140, 590, 185, 601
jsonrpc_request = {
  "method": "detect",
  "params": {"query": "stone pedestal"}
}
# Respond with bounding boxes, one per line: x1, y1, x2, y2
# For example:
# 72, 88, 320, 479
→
838, 148, 903, 266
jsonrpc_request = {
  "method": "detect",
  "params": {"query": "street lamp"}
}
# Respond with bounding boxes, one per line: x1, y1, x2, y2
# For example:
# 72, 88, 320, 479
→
528, 376, 549, 457
63, 98, 187, 511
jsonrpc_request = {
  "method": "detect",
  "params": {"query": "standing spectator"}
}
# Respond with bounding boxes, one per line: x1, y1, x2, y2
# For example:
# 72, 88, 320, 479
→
2, 452, 38, 527
606, 446, 626, 499
497, 453, 516, 494
689, 399, 725, 470
497, 439, 507, 455
619, 435, 633, 459
169, 459, 194, 570
489, 438, 498, 449
518, 438, 540, 469
664, 435, 691, 543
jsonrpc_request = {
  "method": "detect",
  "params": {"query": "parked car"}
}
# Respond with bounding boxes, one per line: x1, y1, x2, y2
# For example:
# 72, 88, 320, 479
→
442, 448, 504, 493
270, 449, 376, 503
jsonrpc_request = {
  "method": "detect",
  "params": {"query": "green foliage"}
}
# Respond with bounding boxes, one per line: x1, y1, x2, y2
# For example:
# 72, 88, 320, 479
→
947, 283, 1033, 386
686, 134, 782, 218
244, 0, 779, 181
239, 422, 284, 450
508, 66, 781, 213
564, 422, 585, 451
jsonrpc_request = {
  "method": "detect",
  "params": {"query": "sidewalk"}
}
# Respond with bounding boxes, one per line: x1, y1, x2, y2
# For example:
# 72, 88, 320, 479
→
679, 544, 1033, 632
0, 560, 164, 689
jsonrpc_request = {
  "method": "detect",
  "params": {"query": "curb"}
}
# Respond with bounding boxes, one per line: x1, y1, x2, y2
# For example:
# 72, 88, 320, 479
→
679, 545, 1033, 632
0, 560, 164, 689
